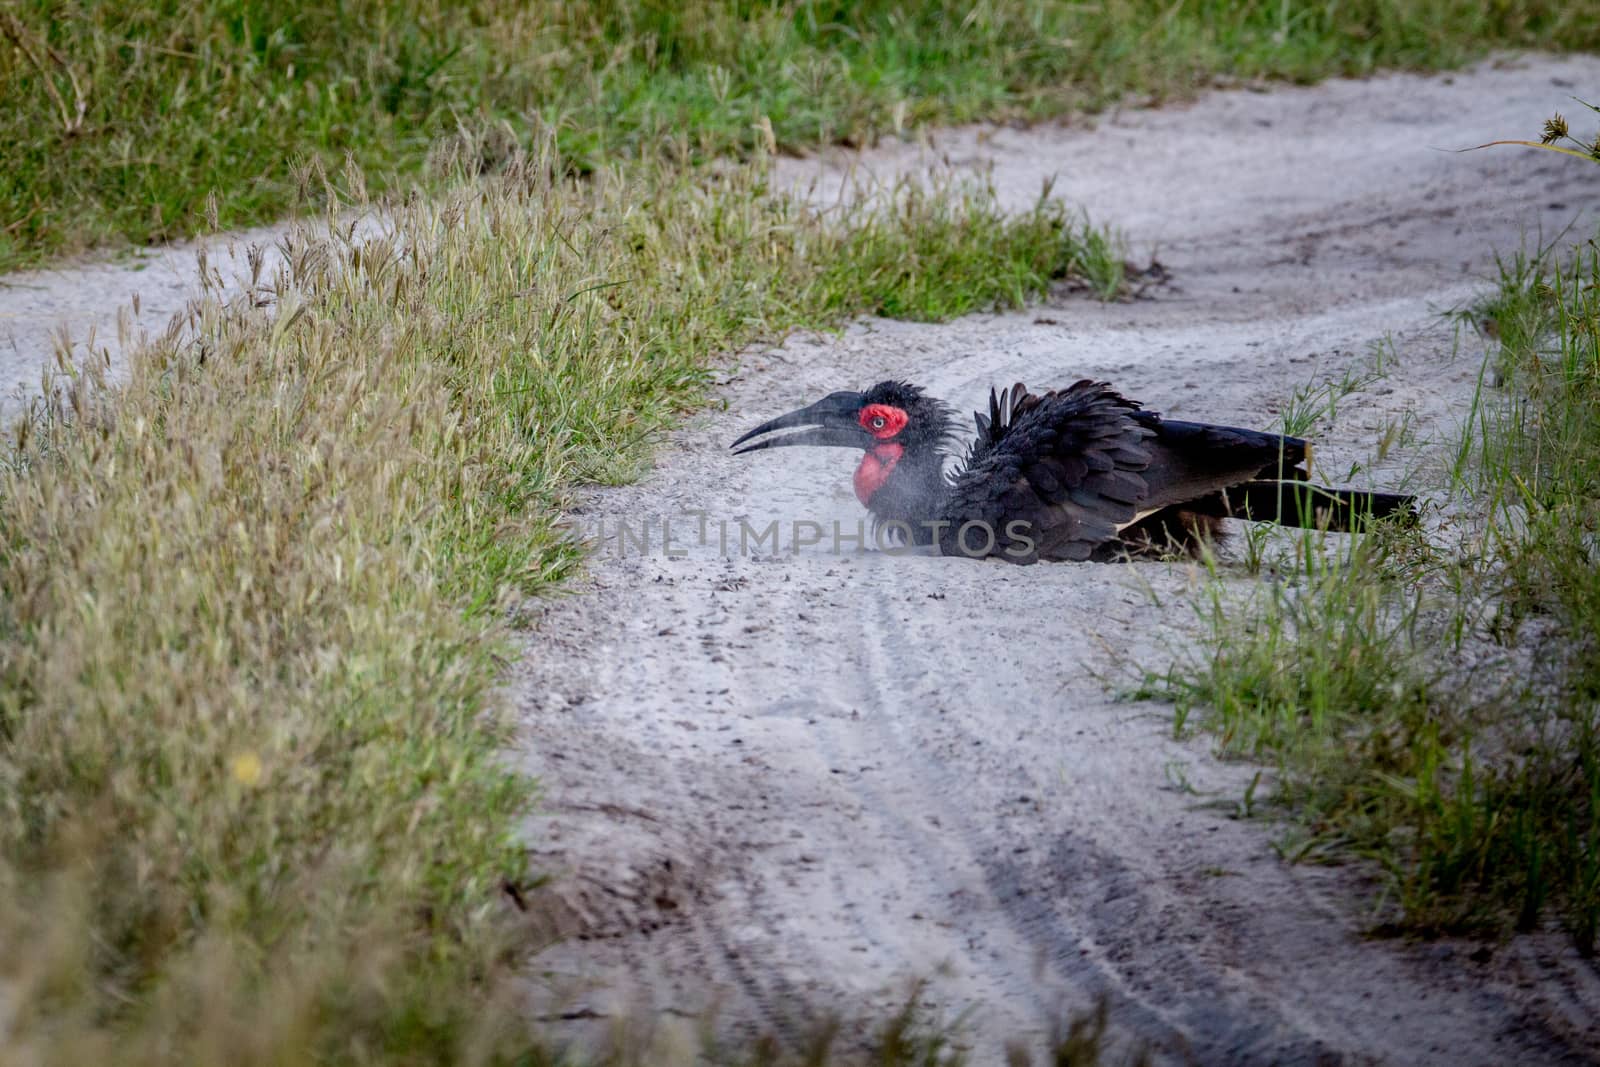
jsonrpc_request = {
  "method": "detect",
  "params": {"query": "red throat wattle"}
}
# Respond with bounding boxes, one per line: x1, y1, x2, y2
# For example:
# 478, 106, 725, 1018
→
853, 443, 904, 505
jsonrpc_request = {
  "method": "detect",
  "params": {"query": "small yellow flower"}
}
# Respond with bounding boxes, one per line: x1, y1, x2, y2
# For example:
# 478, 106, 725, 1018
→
231, 752, 264, 787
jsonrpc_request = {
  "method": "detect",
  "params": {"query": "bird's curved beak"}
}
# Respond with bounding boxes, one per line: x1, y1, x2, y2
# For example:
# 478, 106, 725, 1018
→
730, 391, 871, 454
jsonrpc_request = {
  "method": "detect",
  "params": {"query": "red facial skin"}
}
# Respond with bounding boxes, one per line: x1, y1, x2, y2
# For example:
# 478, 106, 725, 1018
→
852, 404, 908, 505
858, 404, 908, 440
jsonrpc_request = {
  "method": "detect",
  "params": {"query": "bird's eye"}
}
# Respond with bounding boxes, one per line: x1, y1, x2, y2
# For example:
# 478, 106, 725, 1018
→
871, 416, 886, 429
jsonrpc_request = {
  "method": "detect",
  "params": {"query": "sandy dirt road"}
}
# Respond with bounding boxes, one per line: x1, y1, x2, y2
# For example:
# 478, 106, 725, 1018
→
512, 56, 1600, 1065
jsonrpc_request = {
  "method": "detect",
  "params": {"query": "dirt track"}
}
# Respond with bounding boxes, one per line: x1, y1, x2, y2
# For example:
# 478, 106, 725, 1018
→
512, 57, 1600, 1064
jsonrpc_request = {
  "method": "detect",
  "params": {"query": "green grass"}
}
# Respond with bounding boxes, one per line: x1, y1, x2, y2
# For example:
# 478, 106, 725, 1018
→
0, 141, 1120, 1062
5, 0, 1600, 270
1138, 234, 1600, 954
1277, 340, 1393, 438
1457, 240, 1600, 950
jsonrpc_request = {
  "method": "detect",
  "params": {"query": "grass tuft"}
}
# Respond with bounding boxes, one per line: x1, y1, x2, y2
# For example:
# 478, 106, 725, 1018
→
815, 181, 1124, 320
1139, 233, 1600, 952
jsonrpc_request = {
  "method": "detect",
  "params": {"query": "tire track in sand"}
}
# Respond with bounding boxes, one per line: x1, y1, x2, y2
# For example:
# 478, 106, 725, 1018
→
513, 56, 1600, 1064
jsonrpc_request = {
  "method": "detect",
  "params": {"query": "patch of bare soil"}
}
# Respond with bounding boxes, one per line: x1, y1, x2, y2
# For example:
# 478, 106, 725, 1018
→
512, 56, 1600, 1064
0, 222, 294, 420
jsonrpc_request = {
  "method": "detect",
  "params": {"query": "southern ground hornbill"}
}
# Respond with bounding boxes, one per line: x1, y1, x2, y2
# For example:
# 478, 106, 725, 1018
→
731, 379, 1416, 563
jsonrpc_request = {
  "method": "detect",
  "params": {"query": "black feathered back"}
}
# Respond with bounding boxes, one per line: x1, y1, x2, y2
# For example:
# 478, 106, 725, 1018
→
941, 381, 1154, 562
842, 378, 1414, 563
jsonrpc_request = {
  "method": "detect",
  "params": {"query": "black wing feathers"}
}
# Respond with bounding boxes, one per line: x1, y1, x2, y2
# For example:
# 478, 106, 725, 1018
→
944, 380, 1154, 562
1135, 416, 1309, 513
939, 380, 1408, 563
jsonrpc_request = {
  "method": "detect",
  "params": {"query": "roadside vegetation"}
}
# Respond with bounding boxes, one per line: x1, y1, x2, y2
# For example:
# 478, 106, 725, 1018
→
0, 139, 1117, 1062
6, 0, 1600, 270
1141, 211, 1600, 953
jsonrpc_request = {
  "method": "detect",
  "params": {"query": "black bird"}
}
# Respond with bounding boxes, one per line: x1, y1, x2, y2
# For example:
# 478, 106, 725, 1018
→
730, 379, 1416, 563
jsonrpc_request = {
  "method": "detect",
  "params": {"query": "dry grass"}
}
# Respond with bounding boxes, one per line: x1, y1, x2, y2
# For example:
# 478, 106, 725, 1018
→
0, 139, 1119, 1061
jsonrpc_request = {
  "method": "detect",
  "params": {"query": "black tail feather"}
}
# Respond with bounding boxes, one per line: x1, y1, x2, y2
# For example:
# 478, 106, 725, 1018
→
1188, 480, 1418, 531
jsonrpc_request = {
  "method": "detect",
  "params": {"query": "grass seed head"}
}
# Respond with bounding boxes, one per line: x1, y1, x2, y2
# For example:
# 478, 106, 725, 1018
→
0, 144, 1125, 1061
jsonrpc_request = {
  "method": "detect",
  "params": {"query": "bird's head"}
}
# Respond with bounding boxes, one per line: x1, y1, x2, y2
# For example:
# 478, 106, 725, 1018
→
731, 381, 954, 507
